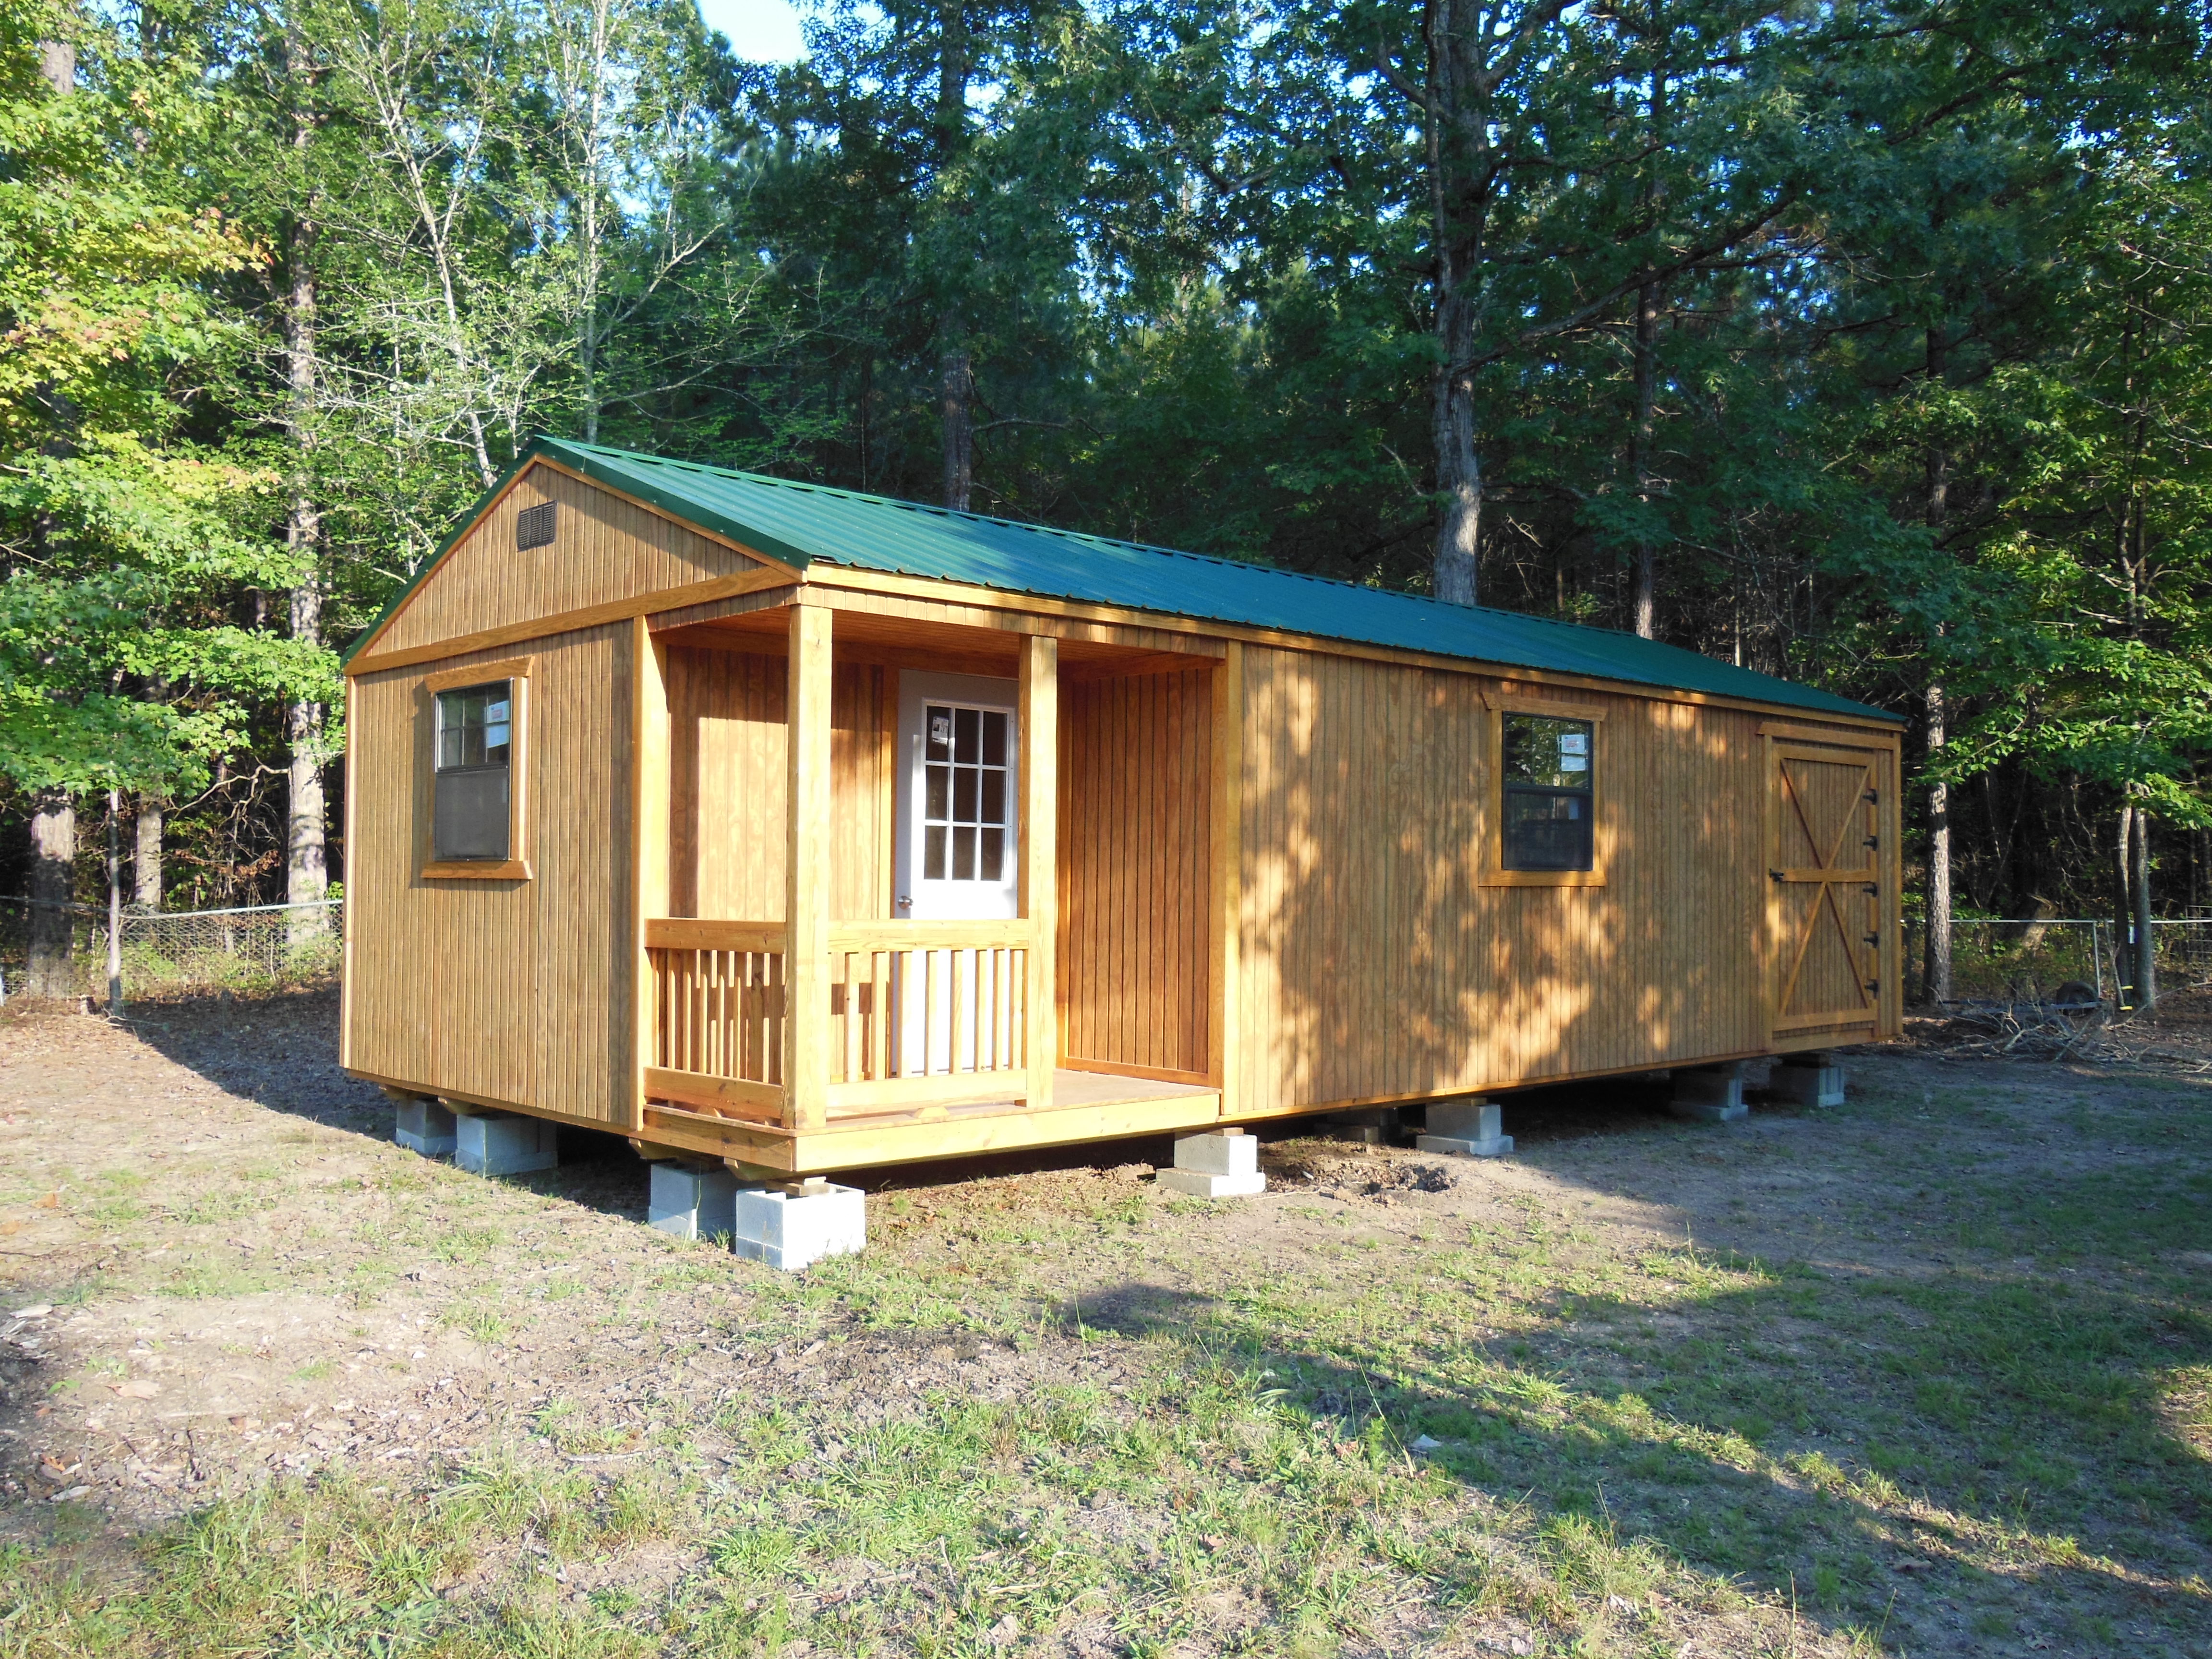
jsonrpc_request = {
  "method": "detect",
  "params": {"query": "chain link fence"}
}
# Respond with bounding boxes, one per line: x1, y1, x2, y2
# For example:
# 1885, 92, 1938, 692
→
0, 897, 343, 1002
1903, 915, 2212, 1009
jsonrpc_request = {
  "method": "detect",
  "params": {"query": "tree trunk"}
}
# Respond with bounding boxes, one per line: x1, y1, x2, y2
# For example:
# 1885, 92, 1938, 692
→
37, 39, 72, 94
1920, 327, 1950, 1005
940, 347, 973, 512
284, 22, 329, 946
1629, 276, 1661, 637
27, 791, 76, 1000
935, 2, 972, 513
2114, 800, 2135, 1007
105, 789, 122, 1013
134, 796, 162, 908
2133, 800, 2156, 1014
1629, 41, 1667, 637
1432, 290, 1481, 607
287, 578, 329, 941
1922, 679, 1951, 1004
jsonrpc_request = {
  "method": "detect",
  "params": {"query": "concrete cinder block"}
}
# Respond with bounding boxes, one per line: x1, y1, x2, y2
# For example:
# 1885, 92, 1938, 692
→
1670, 1063, 1747, 1123
1426, 1100, 1500, 1141
649, 1162, 739, 1241
1417, 1131, 1515, 1158
1418, 1099, 1513, 1157
1324, 1122, 1387, 1145
454, 1110, 559, 1176
1773, 1054, 1845, 1108
1157, 1168, 1269, 1198
1159, 1131, 1266, 1196
394, 1097, 457, 1157
1173, 1131, 1259, 1178
1319, 1109, 1396, 1145
732, 1178, 866, 1272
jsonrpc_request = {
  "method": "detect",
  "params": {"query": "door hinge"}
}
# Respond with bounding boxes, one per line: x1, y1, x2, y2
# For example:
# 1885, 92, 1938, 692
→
1770, 869, 1786, 883
1863, 836, 1879, 850
1865, 980, 1880, 994
1863, 788, 1879, 804
1864, 934, 1880, 946
1863, 883, 1879, 895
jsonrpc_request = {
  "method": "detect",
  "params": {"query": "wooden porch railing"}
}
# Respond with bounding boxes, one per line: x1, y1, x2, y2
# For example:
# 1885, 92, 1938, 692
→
827, 919, 1030, 1116
643, 919, 786, 1123
643, 917, 1034, 1126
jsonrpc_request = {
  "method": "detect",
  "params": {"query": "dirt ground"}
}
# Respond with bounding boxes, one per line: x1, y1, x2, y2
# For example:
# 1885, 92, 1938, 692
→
1, 993, 2207, 1658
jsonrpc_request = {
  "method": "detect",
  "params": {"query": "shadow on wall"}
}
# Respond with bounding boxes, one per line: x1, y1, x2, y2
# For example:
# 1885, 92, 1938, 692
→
1237, 651, 1769, 1118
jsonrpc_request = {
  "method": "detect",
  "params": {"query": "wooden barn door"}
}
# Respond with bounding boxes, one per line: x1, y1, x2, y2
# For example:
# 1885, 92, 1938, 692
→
1767, 737, 1890, 1042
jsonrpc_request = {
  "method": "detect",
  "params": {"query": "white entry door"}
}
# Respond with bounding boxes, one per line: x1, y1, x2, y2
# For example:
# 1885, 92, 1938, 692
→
895, 673, 1020, 1071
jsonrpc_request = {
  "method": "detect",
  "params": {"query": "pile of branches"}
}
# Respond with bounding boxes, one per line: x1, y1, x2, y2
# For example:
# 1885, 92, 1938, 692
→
1931, 994, 2211, 1070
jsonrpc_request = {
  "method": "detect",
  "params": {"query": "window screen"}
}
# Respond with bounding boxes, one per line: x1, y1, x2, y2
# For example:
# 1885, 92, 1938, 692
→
921, 703, 1009, 881
515, 501, 556, 550
434, 682, 513, 861
1502, 714, 1594, 871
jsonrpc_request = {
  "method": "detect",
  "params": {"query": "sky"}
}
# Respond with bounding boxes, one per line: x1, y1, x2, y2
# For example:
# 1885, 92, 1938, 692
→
695, 0, 809, 60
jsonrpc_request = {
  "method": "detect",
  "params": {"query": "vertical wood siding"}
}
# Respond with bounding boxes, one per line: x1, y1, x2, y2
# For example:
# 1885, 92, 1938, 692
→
1057, 668, 1213, 1079
1234, 646, 1779, 1114
667, 646, 890, 924
373, 462, 765, 657
347, 623, 633, 1121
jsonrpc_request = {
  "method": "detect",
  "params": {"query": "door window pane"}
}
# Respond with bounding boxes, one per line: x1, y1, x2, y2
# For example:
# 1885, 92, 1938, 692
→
920, 699, 1014, 884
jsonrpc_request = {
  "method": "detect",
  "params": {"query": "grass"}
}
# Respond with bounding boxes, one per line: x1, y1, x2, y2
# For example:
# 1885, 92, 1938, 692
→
3, 1053, 2209, 1657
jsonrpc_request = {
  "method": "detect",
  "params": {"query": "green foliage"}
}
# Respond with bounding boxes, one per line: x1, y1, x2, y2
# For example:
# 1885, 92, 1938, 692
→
0, 0, 328, 796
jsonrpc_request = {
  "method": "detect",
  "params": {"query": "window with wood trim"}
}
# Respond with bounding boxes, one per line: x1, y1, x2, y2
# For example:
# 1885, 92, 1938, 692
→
1501, 712, 1595, 871
421, 656, 531, 878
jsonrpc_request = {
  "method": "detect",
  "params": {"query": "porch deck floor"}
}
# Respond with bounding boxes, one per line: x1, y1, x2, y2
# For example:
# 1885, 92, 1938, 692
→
938, 1068, 1218, 1117
1049, 1069, 1217, 1107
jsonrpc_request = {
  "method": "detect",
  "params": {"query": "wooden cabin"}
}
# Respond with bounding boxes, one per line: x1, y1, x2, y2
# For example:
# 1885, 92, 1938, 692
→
339, 439, 1905, 1177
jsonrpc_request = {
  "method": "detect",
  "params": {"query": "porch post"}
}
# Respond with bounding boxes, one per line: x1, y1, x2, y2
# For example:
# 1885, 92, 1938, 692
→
630, 617, 671, 1133
1209, 642, 1243, 1116
1020, 634, 1058, 1110
785, 602, 833, 1133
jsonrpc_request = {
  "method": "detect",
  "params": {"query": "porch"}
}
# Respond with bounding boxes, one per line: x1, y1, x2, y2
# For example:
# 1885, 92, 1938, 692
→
626, 596, 1235, 1172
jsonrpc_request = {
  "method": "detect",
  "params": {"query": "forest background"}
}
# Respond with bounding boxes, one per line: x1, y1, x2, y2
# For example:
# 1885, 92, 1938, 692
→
2, 0, 2209, 1003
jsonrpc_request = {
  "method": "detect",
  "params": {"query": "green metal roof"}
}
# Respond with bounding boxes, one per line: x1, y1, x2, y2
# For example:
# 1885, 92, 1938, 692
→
355, 437, 1899, 725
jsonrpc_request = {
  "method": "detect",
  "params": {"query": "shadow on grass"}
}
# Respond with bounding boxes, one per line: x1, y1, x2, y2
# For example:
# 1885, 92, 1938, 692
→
1060, 1144, 2212, 1646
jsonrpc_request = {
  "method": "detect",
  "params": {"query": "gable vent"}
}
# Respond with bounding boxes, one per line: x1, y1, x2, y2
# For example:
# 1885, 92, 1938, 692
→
516, 501, 557, 550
